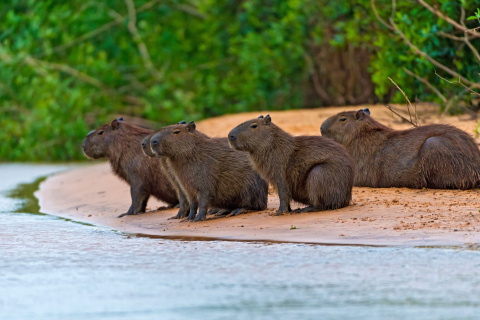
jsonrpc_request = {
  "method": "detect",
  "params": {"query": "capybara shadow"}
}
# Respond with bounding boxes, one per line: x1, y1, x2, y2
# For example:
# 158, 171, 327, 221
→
150, 121, 268, 222
320, 108, 480, 189
82, 118, 178, 217
228, 115, 355, 215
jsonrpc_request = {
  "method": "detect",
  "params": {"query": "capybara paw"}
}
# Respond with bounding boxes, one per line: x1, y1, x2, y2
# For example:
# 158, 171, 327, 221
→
272, 209, 287, 216
168, 215, 180, 220
215, 209, 231, 217
193, 216, 206, 222
227, 208, 247, 217
295, 206, 318, 213
117, 212, 136, 218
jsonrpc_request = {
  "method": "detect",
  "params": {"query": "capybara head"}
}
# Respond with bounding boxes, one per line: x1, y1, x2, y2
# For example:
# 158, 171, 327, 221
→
82, 118, 123, 159
141, 134, 156, 157
142, 121, 187, 157
228, 115, 275, 152
320, 108, 371, 145
150, 121, 197, 158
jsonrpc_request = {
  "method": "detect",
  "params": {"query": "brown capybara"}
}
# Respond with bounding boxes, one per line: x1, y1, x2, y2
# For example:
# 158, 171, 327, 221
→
150, 121, 268, 222
82, 118, 178, 217
228, 115, 355, 215
141, 123, 190, 220
320, 108, 480, 189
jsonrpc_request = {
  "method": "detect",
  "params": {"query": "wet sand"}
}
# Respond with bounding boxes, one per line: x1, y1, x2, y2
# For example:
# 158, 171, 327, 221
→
36, 104, 480, 246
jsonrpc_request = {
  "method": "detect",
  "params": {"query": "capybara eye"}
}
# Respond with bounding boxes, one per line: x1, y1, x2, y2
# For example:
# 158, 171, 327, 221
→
339, 118, 347, 122
98, 131, 104, 135
173, 130, 181, 134
250, 124, 258, 129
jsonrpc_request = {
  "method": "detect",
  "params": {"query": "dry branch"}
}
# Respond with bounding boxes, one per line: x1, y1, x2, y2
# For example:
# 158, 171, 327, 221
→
385, 104, 418, 127
417, 0, 480, 39
388, 77, 418, 125
435, 70, 480, 96
390, 19, 480, 90
404, 67, 447, 103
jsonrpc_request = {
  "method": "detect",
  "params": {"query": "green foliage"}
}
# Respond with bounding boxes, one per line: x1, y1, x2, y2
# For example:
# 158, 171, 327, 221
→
0, 0, 478, 161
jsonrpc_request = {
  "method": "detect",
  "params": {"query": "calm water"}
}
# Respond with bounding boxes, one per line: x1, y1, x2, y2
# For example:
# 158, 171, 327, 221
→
1, 164, 480, 320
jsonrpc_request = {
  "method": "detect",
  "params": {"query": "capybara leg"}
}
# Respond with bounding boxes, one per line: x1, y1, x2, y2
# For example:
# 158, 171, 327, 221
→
294, 206, 320, 213
118, 204, 135, 218
214, 209, 231, 216
186, 203, 198, 221
275, 180, 291, 215
118, 186, 150, 218
169, 193, 190, 220
194, 207, 208, 222
227, 208, 247, 217
208, 208, 228, 215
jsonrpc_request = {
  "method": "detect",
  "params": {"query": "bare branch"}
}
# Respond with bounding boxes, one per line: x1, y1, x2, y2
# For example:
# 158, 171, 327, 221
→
388, 77, 417, 125
385, 104, 418, 127
175, 4, 208, 19
417, 0, 480, 38
371, 0, 394, 30
435, 70, 480, 96
125, 0, 161, 80
390, 18, 480, 89
404, 67, 447, 103
437, 31, 465, 41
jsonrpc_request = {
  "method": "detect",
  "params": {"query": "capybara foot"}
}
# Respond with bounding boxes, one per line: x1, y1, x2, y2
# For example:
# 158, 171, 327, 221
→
271, 209, 287, 216
208, 208, 228, 215
117, 211, 139, 218
227, 208, 247, 217
215, 209, 232, 216
193, 214, 206, 222
156, 205, 174, 211
292, 206, 318, 213
168, 215, 180, 220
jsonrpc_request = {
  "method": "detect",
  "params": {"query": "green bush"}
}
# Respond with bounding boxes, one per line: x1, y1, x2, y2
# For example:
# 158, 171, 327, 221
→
0, 0, 478, 161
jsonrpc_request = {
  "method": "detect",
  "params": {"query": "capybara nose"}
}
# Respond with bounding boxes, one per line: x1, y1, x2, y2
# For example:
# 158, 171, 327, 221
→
141, 142, 146, 148
152, 140, 159, 146
229, 134, 236, 141
320, 124, 326, 135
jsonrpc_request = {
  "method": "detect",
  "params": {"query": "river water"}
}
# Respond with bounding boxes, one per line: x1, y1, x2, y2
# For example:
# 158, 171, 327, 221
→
1, 164, 480, 320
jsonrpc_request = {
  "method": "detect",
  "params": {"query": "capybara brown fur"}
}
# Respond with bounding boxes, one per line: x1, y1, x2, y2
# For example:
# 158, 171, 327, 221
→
150, 121, 268, 222
82, 118, 178, 217
141, 129, 190, 219
228, 115, 355, 215
320, 108, 480, 189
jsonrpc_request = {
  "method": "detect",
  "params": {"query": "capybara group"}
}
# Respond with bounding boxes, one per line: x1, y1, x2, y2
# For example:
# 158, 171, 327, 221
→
82, 118, 178, 217
150, 121, 268, 222
321, 108, 480, 189
228, 115, 355, 214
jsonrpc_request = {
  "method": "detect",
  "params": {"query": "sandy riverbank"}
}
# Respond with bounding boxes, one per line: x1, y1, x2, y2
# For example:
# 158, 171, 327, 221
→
36, 104, 480, 246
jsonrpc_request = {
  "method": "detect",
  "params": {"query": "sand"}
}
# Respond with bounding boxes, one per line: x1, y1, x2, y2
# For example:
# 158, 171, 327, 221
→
36, 104, 480, 246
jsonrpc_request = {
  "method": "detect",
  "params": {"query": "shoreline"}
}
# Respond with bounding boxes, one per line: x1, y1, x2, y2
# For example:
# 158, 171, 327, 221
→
36, 105, 480, 246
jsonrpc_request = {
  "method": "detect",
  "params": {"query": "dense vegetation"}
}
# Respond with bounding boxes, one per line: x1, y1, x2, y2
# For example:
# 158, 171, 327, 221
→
0, 0, 478, 160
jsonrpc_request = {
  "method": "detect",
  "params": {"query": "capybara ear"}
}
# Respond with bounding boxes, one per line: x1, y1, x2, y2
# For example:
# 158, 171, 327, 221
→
258, 115, 264, 119
111, 119, 121, 130
186, 121, 196, 132
355, 110, 367, 120
178, 120, 186, 124
264, 115, 271, 125
118, 117, 124, 121
363, 108, 370, 115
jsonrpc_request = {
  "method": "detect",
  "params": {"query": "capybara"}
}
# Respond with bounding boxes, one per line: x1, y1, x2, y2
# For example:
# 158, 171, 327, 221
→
141, 124, 190, 219
228, 115, 355, 215
320, 108, 480, 189
150, 121, 268, 222
82, 118, 178, 217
